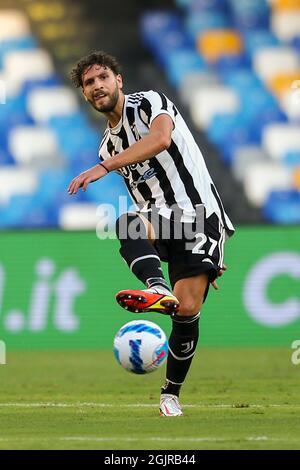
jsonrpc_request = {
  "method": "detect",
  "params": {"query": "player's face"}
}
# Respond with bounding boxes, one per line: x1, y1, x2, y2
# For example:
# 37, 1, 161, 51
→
82, 64, 122, 112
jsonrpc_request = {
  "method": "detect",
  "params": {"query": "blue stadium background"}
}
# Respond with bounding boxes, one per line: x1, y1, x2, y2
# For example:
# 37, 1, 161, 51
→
0, 0, 300, 228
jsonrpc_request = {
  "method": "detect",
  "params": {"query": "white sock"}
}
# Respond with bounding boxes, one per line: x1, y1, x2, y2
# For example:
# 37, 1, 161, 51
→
146, 285, 174, 296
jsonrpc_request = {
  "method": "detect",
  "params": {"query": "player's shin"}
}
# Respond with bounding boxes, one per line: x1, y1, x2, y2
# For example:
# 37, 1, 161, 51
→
116, 213, 169, 291
162, 313, 200, 397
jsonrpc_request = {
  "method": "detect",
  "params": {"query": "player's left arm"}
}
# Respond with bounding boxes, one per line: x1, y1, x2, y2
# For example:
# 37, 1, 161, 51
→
211, 265, 227, 290
102, 114, 174, 173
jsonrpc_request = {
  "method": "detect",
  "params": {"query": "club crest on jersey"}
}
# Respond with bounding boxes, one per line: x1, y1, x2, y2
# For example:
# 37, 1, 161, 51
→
130, 168, 157, 190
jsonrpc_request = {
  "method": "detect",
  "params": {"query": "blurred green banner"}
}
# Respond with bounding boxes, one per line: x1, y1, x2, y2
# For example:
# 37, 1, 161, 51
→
0, 227, 299, 350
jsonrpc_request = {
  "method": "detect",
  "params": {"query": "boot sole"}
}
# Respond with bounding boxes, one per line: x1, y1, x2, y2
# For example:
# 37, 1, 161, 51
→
116, 292, 179, 315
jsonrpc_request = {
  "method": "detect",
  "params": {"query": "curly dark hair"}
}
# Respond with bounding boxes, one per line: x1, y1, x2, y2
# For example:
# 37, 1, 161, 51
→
70, 51, 122, 88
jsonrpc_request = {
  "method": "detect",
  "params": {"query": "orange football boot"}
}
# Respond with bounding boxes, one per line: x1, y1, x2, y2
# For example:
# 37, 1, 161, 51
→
116, 287, 179, 315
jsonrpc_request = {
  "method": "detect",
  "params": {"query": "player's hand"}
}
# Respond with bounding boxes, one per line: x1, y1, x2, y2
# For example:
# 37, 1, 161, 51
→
68, 165, 107, 195
211, 264, 227, 290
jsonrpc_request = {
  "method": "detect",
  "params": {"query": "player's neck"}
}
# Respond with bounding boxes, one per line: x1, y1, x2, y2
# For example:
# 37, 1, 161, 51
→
105, 93, 125, 129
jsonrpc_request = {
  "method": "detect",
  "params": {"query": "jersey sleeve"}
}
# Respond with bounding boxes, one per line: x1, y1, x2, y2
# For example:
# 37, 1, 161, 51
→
98, 129, 109, 162
138, 90, 177, 128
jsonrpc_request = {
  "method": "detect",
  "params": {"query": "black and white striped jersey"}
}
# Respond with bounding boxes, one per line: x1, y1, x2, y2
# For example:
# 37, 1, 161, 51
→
98, 90, 234, 236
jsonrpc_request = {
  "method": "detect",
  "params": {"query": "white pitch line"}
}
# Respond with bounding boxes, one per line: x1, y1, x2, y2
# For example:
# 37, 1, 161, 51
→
0, 436, 300, 444
0, 402, 299, 409
0, 436, 295, 443
61, 436, 287, 443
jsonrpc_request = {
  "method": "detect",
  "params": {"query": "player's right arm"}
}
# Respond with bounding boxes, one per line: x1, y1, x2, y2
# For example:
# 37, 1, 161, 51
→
100, 114, 173, 173
68, 163, 108, 194
68, 113, 173, 195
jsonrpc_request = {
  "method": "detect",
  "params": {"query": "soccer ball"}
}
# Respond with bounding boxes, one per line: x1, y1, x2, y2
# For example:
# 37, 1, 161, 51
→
113, 320, 168, 374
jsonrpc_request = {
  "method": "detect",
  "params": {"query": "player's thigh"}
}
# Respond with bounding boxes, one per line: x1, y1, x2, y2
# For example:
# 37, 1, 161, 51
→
173, 273, 209, 316
138, 210, 169, 251
120, 211, 156, 243
133, 211, 170, 259
138, 212, 156, 244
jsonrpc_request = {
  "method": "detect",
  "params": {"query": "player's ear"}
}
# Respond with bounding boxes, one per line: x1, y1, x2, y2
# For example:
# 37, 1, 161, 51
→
82, 89, 88, 101
116, 74, 123, 90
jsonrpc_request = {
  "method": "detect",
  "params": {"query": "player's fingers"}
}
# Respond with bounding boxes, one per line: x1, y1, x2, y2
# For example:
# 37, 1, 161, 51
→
218, 264, 228, 277
69, 178, 81, 195
68, 179, 76, 194
68, 180, 78, 194
82, 177, 91, 192
68, 177, 81, 193
75, 179, 84, 193
211, 280, 219, 290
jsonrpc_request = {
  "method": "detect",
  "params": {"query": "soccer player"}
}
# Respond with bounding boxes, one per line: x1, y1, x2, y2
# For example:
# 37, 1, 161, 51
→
68, 51, 234, 417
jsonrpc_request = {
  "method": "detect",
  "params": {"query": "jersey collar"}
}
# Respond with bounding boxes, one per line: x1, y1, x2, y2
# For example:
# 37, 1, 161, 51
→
107, 95, 128, 135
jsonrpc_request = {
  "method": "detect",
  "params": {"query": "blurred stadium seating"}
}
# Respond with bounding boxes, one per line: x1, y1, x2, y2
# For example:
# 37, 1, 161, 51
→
0, 4, 128, 229
1, 0, 300, 228
140, 0, 300, 223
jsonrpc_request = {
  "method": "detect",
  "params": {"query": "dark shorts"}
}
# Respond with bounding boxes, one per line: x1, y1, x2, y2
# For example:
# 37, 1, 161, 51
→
140, 209, 226, 291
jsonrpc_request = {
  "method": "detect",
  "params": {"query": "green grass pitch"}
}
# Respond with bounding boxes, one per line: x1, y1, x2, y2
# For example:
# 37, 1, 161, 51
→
0, 348, 299, 450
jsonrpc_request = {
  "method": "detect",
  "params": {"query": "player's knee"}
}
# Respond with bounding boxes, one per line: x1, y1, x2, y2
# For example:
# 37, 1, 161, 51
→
178, 297, 202, 316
